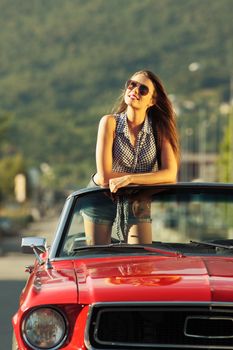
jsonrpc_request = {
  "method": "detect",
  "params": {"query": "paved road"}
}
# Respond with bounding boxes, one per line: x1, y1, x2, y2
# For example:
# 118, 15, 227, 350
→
0, 216, 58, 349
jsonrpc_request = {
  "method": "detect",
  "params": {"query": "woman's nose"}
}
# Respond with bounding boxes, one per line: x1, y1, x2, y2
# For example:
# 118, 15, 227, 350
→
132, 86, 139, 94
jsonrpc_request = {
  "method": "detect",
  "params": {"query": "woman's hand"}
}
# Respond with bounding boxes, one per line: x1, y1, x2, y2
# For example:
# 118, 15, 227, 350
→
109, 175, 132, 193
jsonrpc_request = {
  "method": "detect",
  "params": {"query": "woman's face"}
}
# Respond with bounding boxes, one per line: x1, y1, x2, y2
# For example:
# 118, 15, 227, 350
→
124, 73, 155, 111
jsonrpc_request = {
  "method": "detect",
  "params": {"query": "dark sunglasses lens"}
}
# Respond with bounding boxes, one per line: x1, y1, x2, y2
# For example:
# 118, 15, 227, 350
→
126, 80, 136, 90
139, 84, 149, 96
126, 80, 149, 96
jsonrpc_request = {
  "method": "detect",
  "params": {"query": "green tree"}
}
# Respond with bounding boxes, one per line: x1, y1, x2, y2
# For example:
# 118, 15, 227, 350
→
218, 108, 233, 182
0, 153, 25, 200
0, 0, 232, 188
0, 113, 27, 201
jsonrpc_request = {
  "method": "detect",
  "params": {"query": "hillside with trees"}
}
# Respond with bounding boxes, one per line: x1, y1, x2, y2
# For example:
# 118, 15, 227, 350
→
0, 0, 232, 196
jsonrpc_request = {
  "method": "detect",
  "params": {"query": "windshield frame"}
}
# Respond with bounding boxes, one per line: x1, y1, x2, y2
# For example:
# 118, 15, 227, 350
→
49, 183, 233, 260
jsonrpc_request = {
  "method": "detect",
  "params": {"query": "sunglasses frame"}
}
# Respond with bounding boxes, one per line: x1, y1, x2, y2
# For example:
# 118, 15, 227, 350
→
125, 79, 150, 96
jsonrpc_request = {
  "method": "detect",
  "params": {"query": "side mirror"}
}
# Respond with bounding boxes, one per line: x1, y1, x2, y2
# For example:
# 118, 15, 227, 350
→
21, 237, 47, 266
21, 237, 47, 254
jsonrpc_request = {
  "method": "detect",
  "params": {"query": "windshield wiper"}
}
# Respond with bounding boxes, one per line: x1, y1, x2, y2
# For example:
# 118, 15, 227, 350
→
72, 243, 184, 257
190, 240, 233, 250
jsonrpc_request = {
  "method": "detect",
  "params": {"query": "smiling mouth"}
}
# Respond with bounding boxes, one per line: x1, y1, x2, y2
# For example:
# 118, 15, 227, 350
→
129, 94, 139, 100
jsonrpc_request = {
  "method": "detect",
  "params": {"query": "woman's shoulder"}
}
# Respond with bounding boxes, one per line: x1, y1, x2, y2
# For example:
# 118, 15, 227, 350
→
99, 114, 117, 132
100, 114, 116, 122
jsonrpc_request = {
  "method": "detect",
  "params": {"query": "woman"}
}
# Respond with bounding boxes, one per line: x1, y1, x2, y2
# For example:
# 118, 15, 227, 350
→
83, 70, 180, 245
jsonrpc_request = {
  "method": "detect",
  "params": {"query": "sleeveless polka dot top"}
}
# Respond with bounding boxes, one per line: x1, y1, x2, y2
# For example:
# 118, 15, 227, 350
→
112, 112, 159, 173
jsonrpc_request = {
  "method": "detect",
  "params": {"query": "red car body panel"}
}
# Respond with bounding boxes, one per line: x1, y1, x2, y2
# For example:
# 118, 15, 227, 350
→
13, 254, 233, 349
19, 260, 78, 309
12, 184, 233, 349
73, 255, 233, 304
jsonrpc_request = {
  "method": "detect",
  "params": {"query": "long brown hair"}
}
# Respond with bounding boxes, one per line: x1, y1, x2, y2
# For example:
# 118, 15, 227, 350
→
113, 70, 180, 166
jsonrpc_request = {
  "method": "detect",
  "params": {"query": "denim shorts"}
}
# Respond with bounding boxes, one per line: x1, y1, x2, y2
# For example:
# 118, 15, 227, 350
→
80, 175, 152, 225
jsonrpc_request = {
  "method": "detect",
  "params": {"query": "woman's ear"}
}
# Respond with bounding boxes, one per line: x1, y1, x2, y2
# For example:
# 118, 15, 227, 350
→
152, 94, 157, 105
148, 95, 156, 108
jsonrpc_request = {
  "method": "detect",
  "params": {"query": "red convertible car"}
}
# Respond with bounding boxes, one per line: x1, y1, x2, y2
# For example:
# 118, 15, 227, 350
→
12, 183, 233, 349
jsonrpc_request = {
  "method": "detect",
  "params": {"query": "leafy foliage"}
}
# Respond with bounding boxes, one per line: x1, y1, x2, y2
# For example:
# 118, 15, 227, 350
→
0, 154, 25, 199
0, 0, 232, 191
218, 108, 233, 182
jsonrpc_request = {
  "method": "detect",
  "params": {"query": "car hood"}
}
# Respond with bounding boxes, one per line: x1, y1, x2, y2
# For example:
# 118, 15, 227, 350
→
20, 260, 78, 309
73, 255, 233, 304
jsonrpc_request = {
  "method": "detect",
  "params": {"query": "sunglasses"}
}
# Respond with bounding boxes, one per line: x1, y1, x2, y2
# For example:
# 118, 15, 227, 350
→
125, 79, 150, 96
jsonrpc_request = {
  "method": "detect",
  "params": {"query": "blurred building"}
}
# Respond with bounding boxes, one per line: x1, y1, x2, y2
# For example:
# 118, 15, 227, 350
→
179, 152, 218, 182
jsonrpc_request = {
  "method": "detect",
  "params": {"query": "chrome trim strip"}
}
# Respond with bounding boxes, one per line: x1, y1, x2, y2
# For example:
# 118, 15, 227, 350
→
87, 300, 233, 308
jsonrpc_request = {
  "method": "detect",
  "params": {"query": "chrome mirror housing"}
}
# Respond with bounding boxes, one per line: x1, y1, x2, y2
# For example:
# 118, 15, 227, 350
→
21, 237, 47, 254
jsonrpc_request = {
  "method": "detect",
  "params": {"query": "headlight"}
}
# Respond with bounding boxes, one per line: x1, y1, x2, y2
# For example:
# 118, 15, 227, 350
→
22, 307, 67, 349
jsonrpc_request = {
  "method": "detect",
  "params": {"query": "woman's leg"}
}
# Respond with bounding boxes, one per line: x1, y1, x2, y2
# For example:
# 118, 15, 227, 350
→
83, 219, 113, 245
127, 223, 152, 244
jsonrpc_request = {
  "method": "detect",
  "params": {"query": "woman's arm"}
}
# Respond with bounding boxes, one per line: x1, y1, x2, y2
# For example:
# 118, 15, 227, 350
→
94, 115, 129, 186
109, 139, 178, 192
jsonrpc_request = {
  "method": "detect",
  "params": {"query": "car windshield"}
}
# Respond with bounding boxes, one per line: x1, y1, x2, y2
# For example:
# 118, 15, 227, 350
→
58, 186, 233, 257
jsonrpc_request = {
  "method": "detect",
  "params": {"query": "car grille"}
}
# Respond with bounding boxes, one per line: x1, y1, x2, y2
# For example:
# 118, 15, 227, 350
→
85, 303, 233, 349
